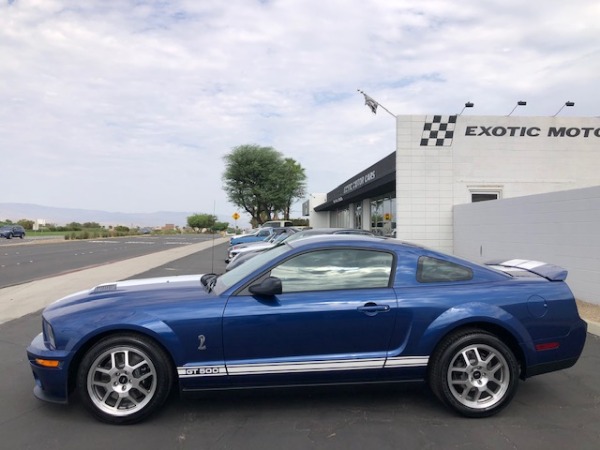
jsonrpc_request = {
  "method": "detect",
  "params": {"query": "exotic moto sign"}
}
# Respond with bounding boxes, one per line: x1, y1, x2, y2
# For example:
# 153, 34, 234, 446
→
420, 115, 600, 147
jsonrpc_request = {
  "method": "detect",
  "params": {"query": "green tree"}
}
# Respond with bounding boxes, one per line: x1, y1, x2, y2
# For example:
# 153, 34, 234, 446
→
83, 222, 102, 228
213, 221, 229, 232
17, 219, 35, 230
222, 144, 306, 225
279, 158, 306, 219
187, 213, 217, 230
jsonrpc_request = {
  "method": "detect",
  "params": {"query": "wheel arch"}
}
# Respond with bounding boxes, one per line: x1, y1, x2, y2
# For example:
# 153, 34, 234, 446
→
67, 327, 179, 396
418, 302, 532, 380
426, 322, 527, 380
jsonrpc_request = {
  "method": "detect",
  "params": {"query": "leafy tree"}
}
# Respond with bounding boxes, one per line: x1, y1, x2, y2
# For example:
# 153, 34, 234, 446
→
213, 221, 229, 232
17, 219, 35, 230
223, 144, 306, 225
83, 222, 102, 228
66, 222, 83, 231
279, 158, 306, 219
187, 213, 217, 230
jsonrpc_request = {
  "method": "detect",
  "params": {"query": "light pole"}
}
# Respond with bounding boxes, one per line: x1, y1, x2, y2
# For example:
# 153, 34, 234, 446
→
508, 101, 527, 116
554, 101, 575, 116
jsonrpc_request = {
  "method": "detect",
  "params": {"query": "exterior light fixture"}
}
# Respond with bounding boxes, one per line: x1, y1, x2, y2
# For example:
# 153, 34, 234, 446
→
508, 101, 527, 116
459, 102, 474, 115
553, 101, 575, 116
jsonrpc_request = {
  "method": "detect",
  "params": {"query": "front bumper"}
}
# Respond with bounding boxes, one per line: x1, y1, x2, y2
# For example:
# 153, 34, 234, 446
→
26, 333, 71, 404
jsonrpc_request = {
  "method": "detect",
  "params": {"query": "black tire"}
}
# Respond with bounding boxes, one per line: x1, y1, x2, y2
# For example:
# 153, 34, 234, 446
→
76, 333, 173, 424
428, 329, 519, 418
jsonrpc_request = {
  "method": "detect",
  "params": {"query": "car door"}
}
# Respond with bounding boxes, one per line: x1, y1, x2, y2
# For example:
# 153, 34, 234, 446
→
223, 247, 398, 385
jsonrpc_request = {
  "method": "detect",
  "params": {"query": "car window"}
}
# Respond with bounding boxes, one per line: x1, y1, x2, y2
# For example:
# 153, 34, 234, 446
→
270, 249, 393, 293
216, 244, 290, 293
416, 256, 473, 283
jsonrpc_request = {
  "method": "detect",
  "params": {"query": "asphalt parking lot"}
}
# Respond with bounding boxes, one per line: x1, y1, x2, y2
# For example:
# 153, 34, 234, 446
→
1, 243, 599, 449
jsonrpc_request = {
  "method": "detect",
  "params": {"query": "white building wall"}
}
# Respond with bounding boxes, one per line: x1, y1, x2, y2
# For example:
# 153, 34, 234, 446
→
307, 193, 329, 228
396, 115, 600, 254
454, 186, 600, 306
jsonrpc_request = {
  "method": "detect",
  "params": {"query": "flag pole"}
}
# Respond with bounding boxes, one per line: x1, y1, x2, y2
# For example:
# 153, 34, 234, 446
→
357, 89, 396, 118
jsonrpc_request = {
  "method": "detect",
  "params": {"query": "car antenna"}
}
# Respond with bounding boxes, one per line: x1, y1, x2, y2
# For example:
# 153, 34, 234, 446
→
211, 200, 216, 274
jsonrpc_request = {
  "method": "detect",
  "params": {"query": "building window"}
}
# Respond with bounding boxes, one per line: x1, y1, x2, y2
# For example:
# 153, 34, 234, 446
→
469, 186, 502, 203
354, 202, 362, 230
471, 193, 499, 202
331, 208, 350, 228
370, 194, 396, 236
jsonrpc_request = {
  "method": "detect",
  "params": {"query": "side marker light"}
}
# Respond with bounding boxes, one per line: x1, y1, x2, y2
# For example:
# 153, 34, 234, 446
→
535, 342, 559, 351
35, 359, 60, 368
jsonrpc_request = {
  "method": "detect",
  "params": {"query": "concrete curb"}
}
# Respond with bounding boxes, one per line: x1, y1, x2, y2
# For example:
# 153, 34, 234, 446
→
585, 320, 600, 337
0, 237, 228, 325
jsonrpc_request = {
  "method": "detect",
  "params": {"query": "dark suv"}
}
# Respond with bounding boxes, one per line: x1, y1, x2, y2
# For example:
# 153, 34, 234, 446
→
0, 225, 26, 239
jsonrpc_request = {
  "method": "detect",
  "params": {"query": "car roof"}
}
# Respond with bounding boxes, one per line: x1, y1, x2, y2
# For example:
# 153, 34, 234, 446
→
286, 234, 383, 248
285, 233, 427, 250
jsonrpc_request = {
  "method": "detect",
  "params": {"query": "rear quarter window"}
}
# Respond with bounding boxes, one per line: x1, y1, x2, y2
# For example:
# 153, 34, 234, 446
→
417, 256, 473, 283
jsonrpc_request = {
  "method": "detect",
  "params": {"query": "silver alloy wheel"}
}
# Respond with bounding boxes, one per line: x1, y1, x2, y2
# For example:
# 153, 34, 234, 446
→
447, 343, 510, 409
86, 345, 158, 417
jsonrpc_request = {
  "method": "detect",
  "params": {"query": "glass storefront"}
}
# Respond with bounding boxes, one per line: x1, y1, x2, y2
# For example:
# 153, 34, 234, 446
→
330, 194, 396, 235
354, 202, 362, 230
331, 207, 350, 228
370, 194, 396, 236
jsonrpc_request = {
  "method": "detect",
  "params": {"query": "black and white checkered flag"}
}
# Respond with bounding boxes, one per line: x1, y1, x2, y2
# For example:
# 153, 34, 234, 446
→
420, 115, 457, 147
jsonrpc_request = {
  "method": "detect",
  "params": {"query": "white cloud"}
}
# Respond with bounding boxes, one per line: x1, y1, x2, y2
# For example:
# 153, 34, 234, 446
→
1, 0, 599, 223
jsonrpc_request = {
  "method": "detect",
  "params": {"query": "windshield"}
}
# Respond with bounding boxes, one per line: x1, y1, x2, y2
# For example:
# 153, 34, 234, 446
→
214, 243, 290, 294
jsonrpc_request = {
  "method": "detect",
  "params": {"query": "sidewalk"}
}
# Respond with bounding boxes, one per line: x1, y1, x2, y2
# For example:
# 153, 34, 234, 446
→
576, 300, 600, 336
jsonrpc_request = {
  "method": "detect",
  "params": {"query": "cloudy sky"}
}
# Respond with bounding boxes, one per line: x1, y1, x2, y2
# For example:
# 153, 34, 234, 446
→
1, 0, 599, 223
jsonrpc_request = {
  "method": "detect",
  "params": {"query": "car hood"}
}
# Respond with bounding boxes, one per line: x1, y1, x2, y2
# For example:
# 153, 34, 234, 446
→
44, 274, 209, 314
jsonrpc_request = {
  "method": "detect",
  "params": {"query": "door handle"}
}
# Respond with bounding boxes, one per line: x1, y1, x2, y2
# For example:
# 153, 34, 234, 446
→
357, 303, 390, 316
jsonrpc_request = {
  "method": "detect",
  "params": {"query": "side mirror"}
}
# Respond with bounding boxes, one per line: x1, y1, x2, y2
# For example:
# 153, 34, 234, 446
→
249, 277, 282, 297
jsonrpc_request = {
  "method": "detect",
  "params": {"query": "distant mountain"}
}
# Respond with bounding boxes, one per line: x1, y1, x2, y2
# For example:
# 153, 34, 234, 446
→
0, 203, 197, 227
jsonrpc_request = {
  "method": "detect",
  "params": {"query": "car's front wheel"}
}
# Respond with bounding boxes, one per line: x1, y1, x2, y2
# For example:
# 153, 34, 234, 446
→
76, 333, 173, 424
428, 329, 519, 418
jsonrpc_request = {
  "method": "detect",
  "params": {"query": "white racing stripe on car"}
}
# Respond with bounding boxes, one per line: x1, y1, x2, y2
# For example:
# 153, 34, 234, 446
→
178, 357, 429, 378
227, 358, 385, 375
384, 356, 429, 368
501, 259, 545, 269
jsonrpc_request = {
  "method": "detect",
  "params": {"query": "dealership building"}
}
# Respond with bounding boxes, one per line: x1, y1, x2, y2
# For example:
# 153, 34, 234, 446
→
305, 114, 600, 255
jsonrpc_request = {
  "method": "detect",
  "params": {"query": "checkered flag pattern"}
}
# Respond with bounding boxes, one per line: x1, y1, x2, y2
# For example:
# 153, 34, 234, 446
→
420, 115, 457, 147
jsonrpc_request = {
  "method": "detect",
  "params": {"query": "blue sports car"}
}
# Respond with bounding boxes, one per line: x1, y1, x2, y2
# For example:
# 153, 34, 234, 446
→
27, 235, 587, 424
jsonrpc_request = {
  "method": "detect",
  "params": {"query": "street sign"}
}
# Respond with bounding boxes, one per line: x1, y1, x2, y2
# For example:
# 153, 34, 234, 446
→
232, 212, 240, 220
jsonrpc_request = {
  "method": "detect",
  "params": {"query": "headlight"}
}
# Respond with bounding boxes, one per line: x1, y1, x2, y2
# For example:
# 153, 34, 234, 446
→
42, 319, 56, 350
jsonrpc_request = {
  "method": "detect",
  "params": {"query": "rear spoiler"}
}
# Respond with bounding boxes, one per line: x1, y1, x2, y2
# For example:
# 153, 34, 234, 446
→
485, 259, 568, 281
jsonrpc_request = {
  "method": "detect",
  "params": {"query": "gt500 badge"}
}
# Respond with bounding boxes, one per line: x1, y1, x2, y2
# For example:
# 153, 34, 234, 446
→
178, 366, 227, 377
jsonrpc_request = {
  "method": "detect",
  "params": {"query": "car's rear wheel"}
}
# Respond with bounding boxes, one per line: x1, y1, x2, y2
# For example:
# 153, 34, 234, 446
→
428, 329, 519, 418
76, 334, 173, 424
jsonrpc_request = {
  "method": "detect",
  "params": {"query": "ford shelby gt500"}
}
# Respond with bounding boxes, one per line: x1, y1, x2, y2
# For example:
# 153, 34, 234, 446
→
27, 235, 587, 424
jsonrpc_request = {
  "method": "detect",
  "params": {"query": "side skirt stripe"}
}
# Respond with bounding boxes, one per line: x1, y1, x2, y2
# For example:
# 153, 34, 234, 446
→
177, 356, 429, 379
